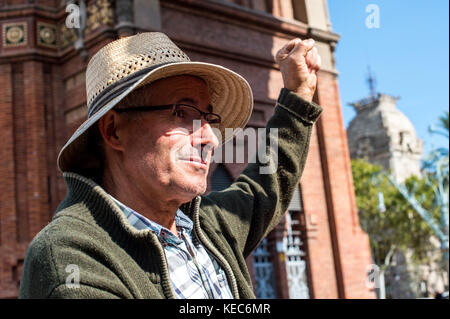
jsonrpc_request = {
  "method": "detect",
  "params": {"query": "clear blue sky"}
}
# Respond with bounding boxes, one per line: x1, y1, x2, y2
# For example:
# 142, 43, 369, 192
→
328, 0, 449, 155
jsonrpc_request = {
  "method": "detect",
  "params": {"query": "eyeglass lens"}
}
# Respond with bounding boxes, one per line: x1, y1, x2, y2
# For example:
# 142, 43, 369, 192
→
174, 105, 220, 126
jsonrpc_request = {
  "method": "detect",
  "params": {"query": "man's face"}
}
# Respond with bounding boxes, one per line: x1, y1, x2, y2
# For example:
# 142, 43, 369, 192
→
119, 75, 219, 203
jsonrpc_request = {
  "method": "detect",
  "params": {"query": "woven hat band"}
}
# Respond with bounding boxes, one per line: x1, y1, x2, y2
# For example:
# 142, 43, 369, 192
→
87, 63, 172, 118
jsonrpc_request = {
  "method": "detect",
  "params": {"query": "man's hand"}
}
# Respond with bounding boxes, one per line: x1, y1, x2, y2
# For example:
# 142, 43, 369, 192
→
276, 38, 321, 102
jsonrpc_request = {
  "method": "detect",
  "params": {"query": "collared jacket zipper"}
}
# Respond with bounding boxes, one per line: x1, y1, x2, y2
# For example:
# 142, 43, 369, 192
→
146, 204, 239, 299
191, 197, 240, 299
119, 195, 239, 299
147, 231, 177, 299
181, 229, 214, 299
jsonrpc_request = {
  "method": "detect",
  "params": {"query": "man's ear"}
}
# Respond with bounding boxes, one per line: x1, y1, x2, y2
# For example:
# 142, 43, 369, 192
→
98, 110, 126, 152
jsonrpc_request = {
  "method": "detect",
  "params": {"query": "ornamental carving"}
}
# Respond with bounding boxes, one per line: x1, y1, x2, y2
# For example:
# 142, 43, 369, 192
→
59, 23, 78, 49
2, 22, 27, 48
37, 22, 57, 48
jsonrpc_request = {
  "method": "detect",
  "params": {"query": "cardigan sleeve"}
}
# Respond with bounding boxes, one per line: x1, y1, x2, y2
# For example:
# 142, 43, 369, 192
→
202, 88, 323, 258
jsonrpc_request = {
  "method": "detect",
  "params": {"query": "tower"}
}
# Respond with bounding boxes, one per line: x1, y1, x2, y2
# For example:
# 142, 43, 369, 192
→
347, 71, 423, 182
345, 70, 447, 299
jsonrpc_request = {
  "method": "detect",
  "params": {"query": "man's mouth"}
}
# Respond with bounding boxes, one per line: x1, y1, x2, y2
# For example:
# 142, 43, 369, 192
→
178, 157, 208, 167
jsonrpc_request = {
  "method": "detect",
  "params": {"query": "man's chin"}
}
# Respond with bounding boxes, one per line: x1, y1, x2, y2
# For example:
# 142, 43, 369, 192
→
187, 181, 207, 196
174, 186, 206, 205
175, 177, 207, 197
172, 162, 209, 194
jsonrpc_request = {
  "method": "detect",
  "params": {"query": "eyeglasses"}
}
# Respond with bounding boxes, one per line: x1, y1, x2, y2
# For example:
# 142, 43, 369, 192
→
114, 103, 221, 126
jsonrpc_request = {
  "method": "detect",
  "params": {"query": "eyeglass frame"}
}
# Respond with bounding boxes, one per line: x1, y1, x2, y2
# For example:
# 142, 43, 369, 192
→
113, 103, 222, 125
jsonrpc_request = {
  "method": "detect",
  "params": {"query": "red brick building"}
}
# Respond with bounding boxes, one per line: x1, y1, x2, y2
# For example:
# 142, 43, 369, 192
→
0, 0, 375, 298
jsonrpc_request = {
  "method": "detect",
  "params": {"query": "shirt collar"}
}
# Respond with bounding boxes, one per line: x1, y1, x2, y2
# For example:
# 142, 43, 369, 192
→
109, 195, 193, 245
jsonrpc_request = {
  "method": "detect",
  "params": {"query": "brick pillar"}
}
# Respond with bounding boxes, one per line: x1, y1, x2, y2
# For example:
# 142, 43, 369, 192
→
315, 70, 375, 299
271, 0, 294, 18
300, 125, 339, 298
278, 0, 295, 19
0, 63, 28, 298
0, 64, 17, 247
270, 220, 290, 298
48, 64, 67, 213
23, 61, 50, 240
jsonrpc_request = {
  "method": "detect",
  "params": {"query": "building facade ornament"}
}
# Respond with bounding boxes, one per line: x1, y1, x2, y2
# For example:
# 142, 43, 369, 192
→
347, 93, 423, 182
2, 22, 27, 48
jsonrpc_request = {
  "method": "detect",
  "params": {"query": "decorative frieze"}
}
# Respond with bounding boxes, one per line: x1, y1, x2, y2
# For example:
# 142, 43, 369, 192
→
2, 22, 27, 48
86, 0, 114, 33
59, 22, 78, 49
37, 22, 58, 49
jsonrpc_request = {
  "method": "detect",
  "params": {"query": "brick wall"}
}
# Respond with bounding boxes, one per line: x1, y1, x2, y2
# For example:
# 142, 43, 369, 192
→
315, 71, 375, 298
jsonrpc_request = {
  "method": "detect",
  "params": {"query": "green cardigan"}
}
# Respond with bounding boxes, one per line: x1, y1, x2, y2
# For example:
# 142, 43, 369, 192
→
18, 89, 322, 299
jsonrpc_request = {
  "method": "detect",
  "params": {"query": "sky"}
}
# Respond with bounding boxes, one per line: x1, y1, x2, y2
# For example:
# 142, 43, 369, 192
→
327, 0, 449, 155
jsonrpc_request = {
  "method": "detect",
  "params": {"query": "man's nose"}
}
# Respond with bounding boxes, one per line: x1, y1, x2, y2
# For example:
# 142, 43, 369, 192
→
192, 119, 219, 150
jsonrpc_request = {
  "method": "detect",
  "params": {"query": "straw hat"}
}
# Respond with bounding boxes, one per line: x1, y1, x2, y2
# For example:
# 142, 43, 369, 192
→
57, 32, 253, 173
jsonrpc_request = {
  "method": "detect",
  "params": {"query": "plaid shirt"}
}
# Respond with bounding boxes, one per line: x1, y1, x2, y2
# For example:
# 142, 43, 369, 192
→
110, 196, 233, 299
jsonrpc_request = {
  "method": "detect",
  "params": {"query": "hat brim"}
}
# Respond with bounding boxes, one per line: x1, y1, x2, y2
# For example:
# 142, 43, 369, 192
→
57, 62, 254, 173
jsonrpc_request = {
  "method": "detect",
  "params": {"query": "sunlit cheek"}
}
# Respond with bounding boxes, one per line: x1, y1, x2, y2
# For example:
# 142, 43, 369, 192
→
166, 135, 192, 165
131, 134, 171, 177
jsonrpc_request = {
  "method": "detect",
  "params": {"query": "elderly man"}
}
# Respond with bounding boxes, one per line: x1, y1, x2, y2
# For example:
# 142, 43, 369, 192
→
19, 32, 322, 299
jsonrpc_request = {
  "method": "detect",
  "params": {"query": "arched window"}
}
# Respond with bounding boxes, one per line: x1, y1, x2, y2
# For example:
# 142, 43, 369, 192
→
285, 186, 310, 299
253, 185, 310, 299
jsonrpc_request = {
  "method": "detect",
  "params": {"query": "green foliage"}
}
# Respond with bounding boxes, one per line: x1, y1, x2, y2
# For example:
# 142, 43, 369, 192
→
431, 110, 449, 138
438, 111, 449, 132
351, 159, 440, 267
